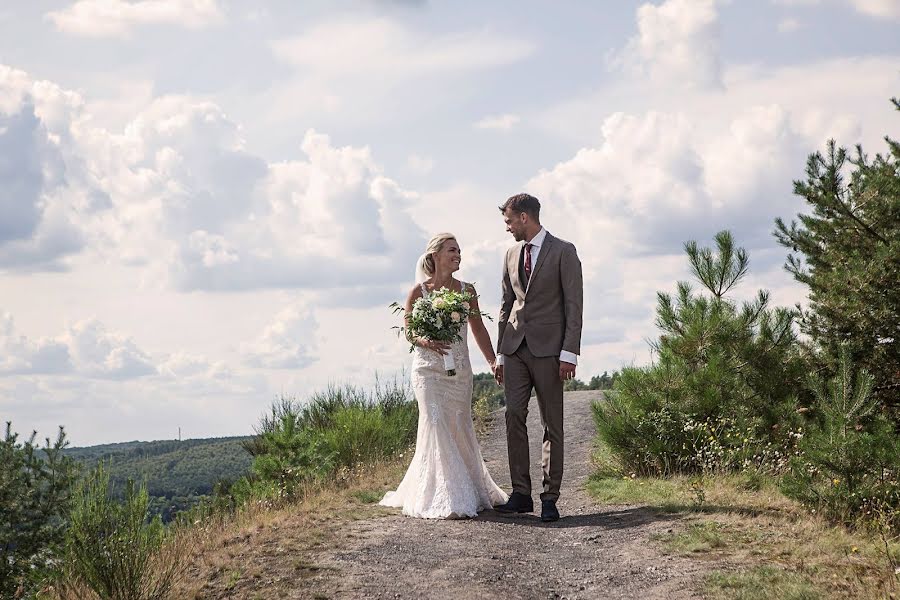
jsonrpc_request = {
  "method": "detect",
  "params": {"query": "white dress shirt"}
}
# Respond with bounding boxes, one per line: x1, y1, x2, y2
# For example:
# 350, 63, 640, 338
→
496, 228, 578, 367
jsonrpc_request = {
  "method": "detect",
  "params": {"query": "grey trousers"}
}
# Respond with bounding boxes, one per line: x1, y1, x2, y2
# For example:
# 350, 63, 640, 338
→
503, 341, 564, 501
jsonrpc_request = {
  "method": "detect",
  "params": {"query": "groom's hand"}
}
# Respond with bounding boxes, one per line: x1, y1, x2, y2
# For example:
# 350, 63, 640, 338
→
559, 361, 576, 382
494, 365, 504, 385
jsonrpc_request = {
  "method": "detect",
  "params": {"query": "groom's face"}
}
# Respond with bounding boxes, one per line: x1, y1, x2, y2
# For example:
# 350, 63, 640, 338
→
502, 208, 527, 242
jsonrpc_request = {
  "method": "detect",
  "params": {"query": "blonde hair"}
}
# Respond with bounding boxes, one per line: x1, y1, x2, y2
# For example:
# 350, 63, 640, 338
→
418, 233, 457, 279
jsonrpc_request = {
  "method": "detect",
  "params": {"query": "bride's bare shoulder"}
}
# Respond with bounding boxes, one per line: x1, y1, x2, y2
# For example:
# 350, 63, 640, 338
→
407, 282, 426, 301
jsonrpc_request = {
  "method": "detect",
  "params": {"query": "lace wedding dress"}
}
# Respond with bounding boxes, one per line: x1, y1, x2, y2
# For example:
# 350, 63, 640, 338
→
380, 284, 508, 519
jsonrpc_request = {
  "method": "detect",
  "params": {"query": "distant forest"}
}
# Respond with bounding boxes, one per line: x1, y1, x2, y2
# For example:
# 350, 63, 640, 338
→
63, 436, 253, 521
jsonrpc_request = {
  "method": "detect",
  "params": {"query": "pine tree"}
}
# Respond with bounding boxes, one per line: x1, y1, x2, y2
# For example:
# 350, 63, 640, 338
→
0, 423, 78, 597
774, 98, 900, 411
595, 232, 808, 475
781, 349, 899, 527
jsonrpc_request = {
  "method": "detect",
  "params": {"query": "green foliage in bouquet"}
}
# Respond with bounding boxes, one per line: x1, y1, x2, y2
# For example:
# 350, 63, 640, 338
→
594, 232, 809, 476
0, 423, 77, 598
781, 348, 900, 529
390, 286, 491, 351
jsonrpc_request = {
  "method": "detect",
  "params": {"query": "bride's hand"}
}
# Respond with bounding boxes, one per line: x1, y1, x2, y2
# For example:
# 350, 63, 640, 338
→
418, 338, 450, 355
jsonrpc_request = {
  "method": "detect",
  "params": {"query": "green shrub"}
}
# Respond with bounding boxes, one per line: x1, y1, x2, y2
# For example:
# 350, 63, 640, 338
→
231, 377, 417, 503
594, 232, 808, 476
65, 464, 184, 600
0, 423, 77, 598
781, 349, 900, 528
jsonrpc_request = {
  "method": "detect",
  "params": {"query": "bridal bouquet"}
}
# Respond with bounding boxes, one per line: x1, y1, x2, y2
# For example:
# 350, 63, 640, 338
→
391, 287, 491, 376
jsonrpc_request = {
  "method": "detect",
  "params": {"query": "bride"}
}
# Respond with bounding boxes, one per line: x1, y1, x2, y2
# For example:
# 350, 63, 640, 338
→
380, 233, 509, 518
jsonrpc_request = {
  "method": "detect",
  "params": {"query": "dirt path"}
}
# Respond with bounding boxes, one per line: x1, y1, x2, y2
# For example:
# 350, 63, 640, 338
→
312, 391, 705, 599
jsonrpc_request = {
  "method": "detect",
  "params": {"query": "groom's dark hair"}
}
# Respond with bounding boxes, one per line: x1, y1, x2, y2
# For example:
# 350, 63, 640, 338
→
499, 193, 541, 220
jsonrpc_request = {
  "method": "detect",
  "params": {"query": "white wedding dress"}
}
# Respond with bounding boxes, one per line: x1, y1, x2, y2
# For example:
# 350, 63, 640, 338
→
380, 283, 508, 519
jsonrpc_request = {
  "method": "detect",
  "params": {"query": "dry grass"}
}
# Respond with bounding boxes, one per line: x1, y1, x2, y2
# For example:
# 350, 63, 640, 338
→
167, 459, 409, 599
588, 470, 900, 599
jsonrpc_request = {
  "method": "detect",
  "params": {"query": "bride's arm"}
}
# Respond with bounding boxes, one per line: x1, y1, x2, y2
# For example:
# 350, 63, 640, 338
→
465, 284, 497, 369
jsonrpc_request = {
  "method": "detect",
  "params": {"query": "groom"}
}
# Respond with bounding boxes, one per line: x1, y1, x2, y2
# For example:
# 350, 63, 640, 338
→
494, 193, 583, 522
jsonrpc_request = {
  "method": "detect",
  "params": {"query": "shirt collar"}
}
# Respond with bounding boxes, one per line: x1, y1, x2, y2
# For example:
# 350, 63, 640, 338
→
526, 227, 547, 248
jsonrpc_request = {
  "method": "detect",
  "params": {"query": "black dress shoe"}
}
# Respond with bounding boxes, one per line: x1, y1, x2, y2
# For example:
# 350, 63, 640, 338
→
540, 500, 560, 522
494, 491, 534, 513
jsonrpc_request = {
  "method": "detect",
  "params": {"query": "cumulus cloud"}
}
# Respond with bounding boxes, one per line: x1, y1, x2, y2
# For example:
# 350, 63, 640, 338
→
0, 65, 427, 299
847, 0, 900, 19
474, 113, 521, 131
46, 0, 224, 37
0, 313, 155, 379
242, 302, 319, 369
168, 128, 426, 292
59, 319, 157, 379
611, 0, 722, 89
771, 0, 900, 20
0, 312, 72, 375
0, 65, 95, 271
529, 105, 811, 256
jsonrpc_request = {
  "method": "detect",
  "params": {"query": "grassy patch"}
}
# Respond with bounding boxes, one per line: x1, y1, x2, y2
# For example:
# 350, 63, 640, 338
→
350, 489, 383, 504
586, 442, 900, 599
586, 474, 684, 507
655, 521, 728, 553
705, 566, 820, 600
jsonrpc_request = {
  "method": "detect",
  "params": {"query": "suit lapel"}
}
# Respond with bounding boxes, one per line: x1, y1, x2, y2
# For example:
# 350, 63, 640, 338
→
509, 243, 526, 296
526, 233, 554, 295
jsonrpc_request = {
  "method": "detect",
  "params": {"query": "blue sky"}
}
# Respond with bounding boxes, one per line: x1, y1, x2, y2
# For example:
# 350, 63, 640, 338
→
1, 0, 898, 445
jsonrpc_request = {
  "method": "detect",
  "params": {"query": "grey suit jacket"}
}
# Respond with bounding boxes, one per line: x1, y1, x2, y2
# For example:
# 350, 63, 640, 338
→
497, 232, 583, 358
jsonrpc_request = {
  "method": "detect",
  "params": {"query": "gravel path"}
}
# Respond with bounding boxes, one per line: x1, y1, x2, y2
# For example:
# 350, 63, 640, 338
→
314, 391, 704, 600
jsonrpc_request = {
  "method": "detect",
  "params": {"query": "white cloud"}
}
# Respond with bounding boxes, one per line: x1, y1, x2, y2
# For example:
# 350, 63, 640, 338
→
0, 65, 95, 271
46, 0, 224, 37
60, 318, 157, 379
850, 0, 900, 19
0, 312, 71, 375
612, 0, 723, 89
474, 113, 520, 131
242, 302, 319, 369
270, 18, 535, 77
0, 66, 427, 298
771, 0, 900, 20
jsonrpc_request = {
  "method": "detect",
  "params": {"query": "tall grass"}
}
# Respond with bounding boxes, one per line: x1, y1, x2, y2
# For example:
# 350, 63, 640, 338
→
233, 376, 417, 502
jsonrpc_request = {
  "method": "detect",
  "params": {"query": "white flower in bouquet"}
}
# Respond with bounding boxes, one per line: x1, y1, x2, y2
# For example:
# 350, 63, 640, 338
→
389, 285, 493, 376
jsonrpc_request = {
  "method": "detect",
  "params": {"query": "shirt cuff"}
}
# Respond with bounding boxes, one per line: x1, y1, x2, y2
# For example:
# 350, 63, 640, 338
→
560, 350, 578, 365
496, 354, 505, 366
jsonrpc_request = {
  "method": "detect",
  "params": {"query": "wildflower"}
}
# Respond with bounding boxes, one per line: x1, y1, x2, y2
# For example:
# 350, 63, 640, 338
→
832, 478, 840, 485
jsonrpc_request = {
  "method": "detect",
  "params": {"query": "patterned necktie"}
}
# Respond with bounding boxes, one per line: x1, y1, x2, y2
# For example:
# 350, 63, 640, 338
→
524, 243, 533, 282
